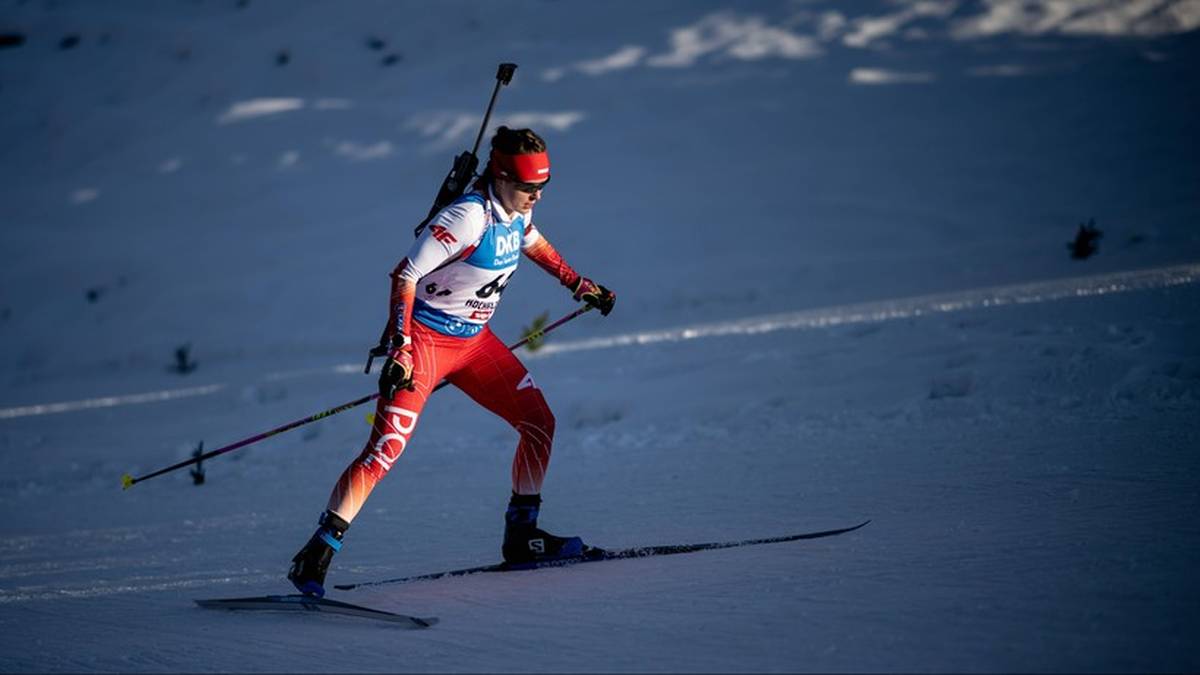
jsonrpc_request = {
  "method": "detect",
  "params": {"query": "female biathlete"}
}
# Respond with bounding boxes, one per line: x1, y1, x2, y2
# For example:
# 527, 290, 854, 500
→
288, 127, 616, 597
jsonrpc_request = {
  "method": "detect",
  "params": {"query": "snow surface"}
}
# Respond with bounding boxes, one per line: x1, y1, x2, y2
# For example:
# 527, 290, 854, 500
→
1, 0, 1199, 672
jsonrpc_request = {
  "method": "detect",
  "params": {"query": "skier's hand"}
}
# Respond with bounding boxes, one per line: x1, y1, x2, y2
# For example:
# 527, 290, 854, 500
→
569, 276, 616, 316
378, 344, 415, 399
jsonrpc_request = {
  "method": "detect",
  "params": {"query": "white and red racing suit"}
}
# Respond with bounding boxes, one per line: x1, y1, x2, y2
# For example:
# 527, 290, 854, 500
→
327, 185, 582, 523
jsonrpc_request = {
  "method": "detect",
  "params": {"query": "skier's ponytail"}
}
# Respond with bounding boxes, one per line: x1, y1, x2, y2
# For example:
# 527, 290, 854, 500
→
491, 126, 547, 155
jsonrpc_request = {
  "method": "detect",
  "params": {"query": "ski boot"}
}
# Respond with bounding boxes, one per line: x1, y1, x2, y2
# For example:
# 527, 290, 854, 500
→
287, 510, 349, 597
502, 493, 585, 566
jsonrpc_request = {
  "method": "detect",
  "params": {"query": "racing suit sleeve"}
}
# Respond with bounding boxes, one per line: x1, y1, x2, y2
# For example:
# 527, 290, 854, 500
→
521, 222, 581, 289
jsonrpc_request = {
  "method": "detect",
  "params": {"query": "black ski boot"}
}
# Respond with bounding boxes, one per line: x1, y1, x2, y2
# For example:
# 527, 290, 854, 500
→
287, 510, 349, 597
502, 493, 585, 566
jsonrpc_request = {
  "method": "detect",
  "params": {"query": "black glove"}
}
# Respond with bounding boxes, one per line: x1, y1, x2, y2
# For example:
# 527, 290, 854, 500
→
377, 337, 415, 399
569, 276, 616, 316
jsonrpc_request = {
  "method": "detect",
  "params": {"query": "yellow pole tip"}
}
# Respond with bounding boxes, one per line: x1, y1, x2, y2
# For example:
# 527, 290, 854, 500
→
121, 474, 134, 490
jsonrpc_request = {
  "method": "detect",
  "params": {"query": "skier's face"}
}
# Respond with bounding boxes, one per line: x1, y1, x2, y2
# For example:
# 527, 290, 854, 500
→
495, 177, 547, 214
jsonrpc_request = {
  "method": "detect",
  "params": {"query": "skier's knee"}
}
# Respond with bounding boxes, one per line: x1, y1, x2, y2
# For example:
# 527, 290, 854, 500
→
517, 404, 555, 444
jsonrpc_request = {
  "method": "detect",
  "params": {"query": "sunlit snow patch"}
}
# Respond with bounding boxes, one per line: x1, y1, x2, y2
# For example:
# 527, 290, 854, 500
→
70, 188, 100, 204
648, 12, 822, 68
951, 0, 1200, 39
277, 150, 300, 168
217, 97, 305, 124
840, 1, 957, 48
500, 112, 586, 133
406, 111, 586, 149
579, 45, 648, 75
544, 45, 648, 81
850, 67, 936, 84
313, 98, 353, 110
328, 140, 394, 162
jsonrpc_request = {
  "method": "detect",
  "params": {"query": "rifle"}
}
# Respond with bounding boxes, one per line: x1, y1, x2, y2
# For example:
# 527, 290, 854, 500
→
412, 63, 517, 238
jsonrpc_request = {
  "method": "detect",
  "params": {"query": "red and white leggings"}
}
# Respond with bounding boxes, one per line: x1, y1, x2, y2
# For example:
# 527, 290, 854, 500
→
326, 321, 555, 523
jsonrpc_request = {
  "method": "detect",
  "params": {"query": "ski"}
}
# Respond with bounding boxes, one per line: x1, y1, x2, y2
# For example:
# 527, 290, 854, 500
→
195, 594, 438, 628
335, 520, 870, 591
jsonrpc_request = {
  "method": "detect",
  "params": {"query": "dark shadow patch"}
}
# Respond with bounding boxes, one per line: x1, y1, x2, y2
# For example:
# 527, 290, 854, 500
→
1067, 218, 1102, 260
171, 343, 198, 374
0, 33, 26, 50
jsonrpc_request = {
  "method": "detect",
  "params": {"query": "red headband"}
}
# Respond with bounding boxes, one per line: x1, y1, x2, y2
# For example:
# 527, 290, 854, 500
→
490, 149, 550, 183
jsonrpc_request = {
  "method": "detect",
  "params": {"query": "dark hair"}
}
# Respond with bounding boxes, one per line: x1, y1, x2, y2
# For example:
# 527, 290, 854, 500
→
491, 126, 546, 154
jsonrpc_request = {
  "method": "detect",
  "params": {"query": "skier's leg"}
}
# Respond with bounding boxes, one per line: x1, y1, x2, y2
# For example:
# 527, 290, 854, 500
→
289, 324, 462, 595
448, 328, 583, 563
326, 323, 462, 523
447, 326, 556, 496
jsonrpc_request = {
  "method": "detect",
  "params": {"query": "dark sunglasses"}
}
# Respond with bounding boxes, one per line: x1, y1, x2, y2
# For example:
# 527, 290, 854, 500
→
511, 176, 550, 193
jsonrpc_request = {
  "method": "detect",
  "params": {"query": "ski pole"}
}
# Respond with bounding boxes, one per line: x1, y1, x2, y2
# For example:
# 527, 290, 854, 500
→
497, 303, 593, 353
121, 304, 593, 490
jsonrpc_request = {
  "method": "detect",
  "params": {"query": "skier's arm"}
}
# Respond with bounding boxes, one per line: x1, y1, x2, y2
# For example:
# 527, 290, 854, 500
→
522, 226, 581, 288
522, 225, 616, 316
381, 261, 418, 348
